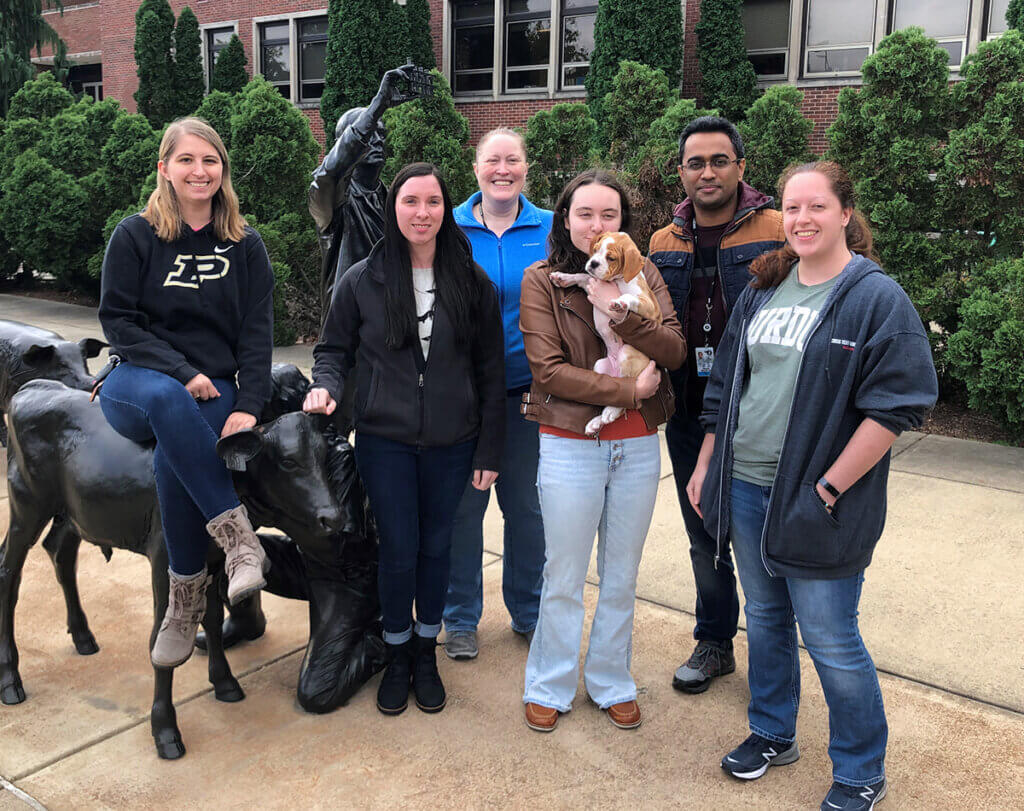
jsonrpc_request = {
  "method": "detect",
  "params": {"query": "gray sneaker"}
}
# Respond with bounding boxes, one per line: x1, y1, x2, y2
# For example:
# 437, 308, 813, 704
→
444, 630, 478, 660
672, 640, 735, 693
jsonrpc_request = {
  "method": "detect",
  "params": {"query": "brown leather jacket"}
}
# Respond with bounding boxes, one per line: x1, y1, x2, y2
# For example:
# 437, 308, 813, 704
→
519, 259, 687, 435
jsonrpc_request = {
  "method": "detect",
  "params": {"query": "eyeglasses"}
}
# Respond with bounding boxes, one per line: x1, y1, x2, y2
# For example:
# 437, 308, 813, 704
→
682, 157, 743, 173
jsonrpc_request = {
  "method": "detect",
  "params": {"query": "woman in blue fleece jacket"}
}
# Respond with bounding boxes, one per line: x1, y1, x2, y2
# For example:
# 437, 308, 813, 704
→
687, 162, 937, 811
442, 129, 553, 660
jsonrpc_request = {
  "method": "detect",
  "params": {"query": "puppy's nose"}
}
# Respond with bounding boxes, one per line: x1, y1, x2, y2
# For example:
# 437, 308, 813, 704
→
586, 258, 598, 270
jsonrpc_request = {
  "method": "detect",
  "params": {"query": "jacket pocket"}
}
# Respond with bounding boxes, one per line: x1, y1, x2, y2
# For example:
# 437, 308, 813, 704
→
766, 475, 849, 568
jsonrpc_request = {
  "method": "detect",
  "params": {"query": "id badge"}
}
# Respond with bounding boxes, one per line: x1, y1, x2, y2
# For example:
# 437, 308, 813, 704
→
695, 346, 715, 378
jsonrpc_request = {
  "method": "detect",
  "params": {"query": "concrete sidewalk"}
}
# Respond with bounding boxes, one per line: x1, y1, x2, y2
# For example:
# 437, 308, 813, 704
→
1, 293, 1023, 809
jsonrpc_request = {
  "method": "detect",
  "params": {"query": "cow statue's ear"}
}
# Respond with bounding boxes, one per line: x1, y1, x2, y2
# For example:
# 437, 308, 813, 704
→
217, 429, 265, 472
23, 344, 56, 367
79, 337, 109, 359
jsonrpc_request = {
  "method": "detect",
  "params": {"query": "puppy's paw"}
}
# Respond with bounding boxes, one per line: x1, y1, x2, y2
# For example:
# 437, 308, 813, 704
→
584, 416, 605, 436
549, 272, 574, 288
612, 294, 639, 313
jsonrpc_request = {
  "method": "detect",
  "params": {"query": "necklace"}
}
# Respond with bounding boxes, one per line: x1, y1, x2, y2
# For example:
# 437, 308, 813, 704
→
479, 199, 522, 233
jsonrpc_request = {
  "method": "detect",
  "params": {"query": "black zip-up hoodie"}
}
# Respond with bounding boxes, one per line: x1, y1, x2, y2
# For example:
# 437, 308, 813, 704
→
699, 254, 938, 579
312, 242, 506, 472
99, 214, 274, 417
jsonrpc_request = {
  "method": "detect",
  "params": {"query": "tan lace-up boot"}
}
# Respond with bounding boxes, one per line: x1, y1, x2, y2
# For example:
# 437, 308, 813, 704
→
151, 568, 210, 668
206, 505, 267, 605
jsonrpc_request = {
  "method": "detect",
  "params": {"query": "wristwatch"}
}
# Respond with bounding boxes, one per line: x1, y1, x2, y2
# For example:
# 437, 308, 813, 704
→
817, 476, 841, 513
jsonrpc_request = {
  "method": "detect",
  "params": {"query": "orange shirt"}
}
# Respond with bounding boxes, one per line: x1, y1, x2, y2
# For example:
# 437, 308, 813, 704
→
540, 408, 656, 441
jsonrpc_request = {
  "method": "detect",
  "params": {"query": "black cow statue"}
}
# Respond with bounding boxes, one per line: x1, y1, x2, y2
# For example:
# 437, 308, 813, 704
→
0, 319, 106, 447
0, 366, 386, 759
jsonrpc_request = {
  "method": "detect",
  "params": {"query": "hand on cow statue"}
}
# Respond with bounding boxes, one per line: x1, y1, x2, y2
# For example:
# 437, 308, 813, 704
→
221, 411, 257, 438
302, 386, 337, 415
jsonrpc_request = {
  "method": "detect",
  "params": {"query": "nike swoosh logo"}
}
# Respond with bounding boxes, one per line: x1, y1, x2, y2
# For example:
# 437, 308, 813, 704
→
214, 245, 231, 254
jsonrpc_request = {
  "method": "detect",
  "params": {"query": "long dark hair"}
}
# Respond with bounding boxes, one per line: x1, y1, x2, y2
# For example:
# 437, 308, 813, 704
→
547, 169, 633, 274
381, 163, 482, 350
751, 161, 877, 289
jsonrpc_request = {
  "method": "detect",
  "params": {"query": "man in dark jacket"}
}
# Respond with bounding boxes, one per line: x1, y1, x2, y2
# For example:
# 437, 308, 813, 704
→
648, 116, 785, 694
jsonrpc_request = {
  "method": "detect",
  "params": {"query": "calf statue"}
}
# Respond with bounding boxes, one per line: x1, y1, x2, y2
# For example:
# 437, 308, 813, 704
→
0, 365, 386, 759
0, 319, 106, 447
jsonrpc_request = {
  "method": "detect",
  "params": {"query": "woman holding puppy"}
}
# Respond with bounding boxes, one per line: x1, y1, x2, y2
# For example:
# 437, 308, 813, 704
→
518, 170, 685, 732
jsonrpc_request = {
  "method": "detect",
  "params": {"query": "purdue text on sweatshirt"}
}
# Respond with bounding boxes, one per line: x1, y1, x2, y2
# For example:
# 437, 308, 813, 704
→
99, 214, 274, 417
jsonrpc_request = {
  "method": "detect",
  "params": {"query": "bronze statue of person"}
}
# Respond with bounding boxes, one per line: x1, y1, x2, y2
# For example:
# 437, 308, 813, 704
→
309, 64, 432, 314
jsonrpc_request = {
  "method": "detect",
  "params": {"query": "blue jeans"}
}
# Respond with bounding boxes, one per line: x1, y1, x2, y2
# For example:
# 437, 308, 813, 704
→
354, 432, 476, 644
523, 433, 660, 711
98, 363, 240, 576
730, 477, 888, 787
666, 413, 740, 644
445, 395, 544, 634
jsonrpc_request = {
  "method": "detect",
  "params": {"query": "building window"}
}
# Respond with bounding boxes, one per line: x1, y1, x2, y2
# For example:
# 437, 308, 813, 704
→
987, 0, 1010, 37
298, 17, 328, 102
68, 63, 102, 101
505, 0, 550, 92
803, 0, 876, 77
893, 0, 971, 67
453, 0, 494, 93
560, 0, 595, 88
206, 26, 235, 87
260, 21, 292, 98
743, 0, 790, 79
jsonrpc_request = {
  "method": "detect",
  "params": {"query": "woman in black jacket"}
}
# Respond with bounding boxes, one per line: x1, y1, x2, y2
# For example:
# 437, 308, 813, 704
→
304, 162, 505, 716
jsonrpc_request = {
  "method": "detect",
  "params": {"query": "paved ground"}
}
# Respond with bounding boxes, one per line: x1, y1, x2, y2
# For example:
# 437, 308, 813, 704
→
1, 293, 1023, 809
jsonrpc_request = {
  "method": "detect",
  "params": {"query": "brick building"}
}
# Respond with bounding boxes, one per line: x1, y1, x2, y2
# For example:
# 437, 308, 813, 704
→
40, 0, 1013, 153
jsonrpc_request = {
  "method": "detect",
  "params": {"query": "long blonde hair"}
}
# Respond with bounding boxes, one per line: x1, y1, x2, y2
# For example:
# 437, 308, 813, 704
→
142, 117, 247, 243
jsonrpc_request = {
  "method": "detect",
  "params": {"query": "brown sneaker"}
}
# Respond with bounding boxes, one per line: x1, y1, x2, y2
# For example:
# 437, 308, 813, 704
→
206, 505, 267, 605
151, 568, 210, 668
606, 700, 641, 730
525, 702, 559, 732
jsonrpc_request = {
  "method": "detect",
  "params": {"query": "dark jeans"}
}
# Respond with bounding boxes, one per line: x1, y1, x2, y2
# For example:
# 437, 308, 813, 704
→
98, 363, 240, 576
354, 432, 476, 643
665, 412, 739, 644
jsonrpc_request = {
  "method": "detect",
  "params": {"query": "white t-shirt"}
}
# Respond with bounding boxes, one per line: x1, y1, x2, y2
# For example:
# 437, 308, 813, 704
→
412, 266, 435, 360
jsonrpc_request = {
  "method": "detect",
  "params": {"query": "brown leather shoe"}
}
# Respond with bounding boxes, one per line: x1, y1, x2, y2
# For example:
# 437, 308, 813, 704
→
606, 700, 641, 729
525, 702, 559, 732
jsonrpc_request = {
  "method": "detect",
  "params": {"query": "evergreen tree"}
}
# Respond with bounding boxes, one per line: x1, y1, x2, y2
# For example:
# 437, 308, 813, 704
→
404, 0, 435, 69
134, 0, 176, 127
322, 0, 410, 131
1008, 0, 1024, 30
210, 35, 248, 94
585, 0, 683, 136
525, 103, 598, 207
0, 0, 67, 116
603, 61, 674, 169
194, 90, 237, 147
738, 85, 814, 197
7, 70, 73, 120
173, 7, 204, 119
696, 0, 759, 122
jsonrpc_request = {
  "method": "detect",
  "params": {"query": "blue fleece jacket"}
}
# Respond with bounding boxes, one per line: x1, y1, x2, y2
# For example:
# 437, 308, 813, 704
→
698, 254, 938, 579
455, 193, 553, 390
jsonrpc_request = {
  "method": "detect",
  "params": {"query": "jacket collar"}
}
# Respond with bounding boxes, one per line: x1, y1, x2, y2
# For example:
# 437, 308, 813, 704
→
670, 182, 775, 239
455, 192, 545, 231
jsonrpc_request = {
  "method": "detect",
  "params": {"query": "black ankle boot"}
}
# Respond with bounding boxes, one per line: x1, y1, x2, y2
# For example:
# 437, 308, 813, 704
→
377, 640, 413, 715
412, 635, 446, 713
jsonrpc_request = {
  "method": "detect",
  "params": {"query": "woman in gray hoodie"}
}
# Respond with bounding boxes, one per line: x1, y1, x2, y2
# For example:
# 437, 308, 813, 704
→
686, 162, 938, 811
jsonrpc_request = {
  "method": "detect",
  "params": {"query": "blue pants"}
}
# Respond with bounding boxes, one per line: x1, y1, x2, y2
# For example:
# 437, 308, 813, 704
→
666, 412, 739, 644
354, 432, 476, 644
444, 394, 544, 634
730, 477, 888, 787
98, 363, 240, 576
524, 433, 660, 711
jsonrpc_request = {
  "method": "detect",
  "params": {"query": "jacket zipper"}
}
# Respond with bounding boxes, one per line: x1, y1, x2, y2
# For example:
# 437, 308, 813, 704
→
716, 313, 746, 569
559, 297, 603, 340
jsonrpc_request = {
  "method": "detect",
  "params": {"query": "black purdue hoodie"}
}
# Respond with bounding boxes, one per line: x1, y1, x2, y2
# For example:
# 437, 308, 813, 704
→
99, 213, 274, 417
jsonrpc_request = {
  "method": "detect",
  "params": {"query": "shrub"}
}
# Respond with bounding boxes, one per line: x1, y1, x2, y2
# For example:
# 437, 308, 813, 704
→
194, 90, 238, 149
173, 7, 205, 119
696, 0, 759, 122
585, 0, 683, 136
230, 77, 321, 223
134, 0, 176, 128
946, 259, 1024, 438
382, 70, 475, 202
604, 61, 674, 169
405, 0, 436, 69
525, 103, 598, 207
210, 35, 248, 94
250, 214, 322, 345
0, 0, 66, 116
1008, 0, 1024, 30
738, 85, 814, 197
99, 113, 161, 211
7, 71, 74, 121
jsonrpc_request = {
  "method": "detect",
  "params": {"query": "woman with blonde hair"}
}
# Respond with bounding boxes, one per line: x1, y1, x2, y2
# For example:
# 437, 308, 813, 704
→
97, 117, 274, 670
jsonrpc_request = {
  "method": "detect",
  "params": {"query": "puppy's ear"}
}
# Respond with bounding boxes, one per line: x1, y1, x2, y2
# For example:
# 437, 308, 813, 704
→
620, 237, 645, 282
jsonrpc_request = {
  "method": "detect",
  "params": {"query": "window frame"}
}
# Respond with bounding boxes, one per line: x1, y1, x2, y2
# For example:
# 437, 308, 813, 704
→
890, 0, 972, 69
558, 0, 597, 91
297, 17, 329, 103
742, 0, 793, 81
801, 0, 879, 79
985, 0, 1010, 38
202, 24, 238, 91
252, 9, 329, 106
452, 0, 497, 96
503, 0, 552, 94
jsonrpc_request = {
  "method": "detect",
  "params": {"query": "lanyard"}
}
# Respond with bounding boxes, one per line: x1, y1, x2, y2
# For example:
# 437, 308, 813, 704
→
692, 218, 718, 347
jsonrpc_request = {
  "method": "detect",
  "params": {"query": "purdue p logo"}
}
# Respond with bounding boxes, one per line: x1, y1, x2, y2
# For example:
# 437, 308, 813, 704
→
163, 254, 230, 289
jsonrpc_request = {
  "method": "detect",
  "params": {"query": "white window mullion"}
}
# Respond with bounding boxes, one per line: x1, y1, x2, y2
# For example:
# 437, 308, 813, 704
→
493, 0, 503, 99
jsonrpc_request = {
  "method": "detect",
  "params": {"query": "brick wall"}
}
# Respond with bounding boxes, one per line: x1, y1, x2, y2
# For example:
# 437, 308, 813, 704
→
456, 97, 566, 143
799, 86, 841, 155
681, 0, 702, 101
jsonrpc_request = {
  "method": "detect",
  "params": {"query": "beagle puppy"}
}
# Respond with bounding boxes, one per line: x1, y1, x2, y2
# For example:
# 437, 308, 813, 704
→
550, 231, 662, 435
